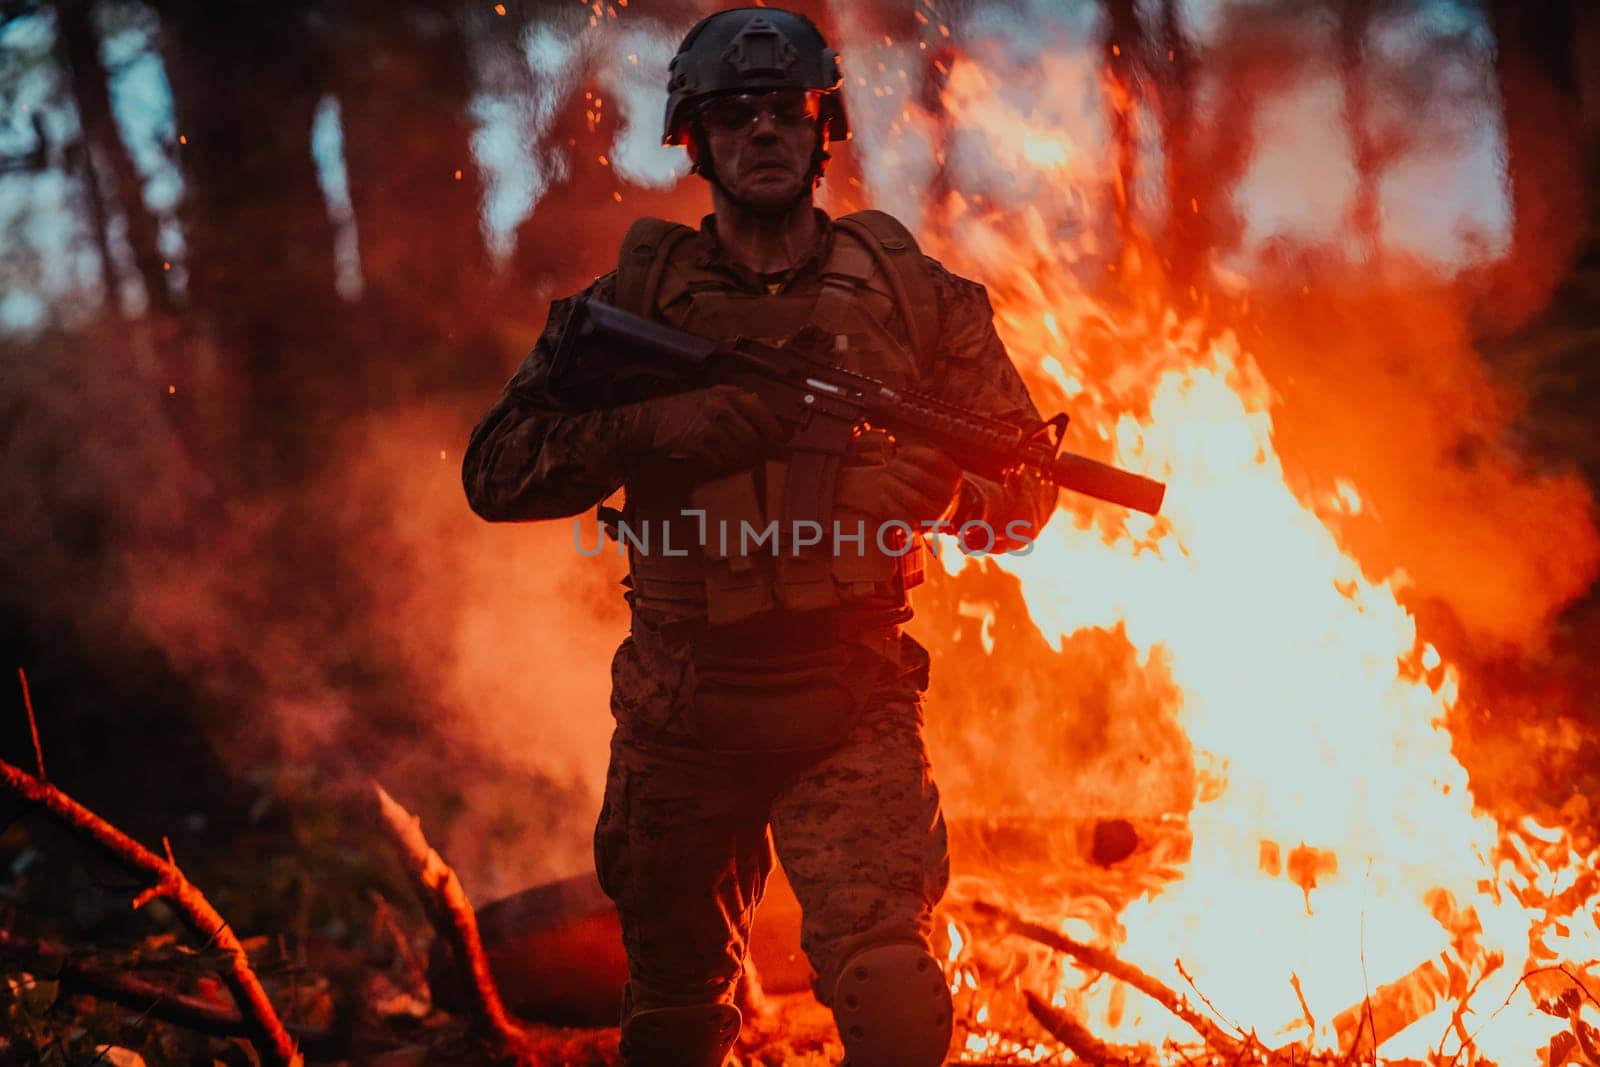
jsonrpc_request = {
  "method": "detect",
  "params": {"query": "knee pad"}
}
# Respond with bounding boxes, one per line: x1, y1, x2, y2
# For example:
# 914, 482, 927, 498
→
619, 1002, 741, 1067
832, 943, 953, 1067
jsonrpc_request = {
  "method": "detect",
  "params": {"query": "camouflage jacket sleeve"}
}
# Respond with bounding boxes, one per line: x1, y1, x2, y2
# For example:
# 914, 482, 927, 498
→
921, 258, 1059, 550
462, 272, 635, 521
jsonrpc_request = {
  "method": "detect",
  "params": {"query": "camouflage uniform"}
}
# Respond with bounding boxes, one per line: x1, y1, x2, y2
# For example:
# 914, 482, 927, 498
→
463, 211, 1054, 1014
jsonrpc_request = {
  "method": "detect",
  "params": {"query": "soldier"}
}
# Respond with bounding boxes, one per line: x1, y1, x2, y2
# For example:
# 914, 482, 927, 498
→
463, 8, 1056, 1065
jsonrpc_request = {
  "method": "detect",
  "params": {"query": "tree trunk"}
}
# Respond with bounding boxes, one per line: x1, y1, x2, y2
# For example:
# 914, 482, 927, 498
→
331, 0, 497, 399
1179, 4, 1292, 284
1154, 0, 1203, 302
505, 27, 704, 310
1485, 0, 1587, 335
55, 0, 174, 314
1101, 0, 1142, 248
62, 129, 122, 316
1336, 0, 1381, 261
152, 0, 344, 483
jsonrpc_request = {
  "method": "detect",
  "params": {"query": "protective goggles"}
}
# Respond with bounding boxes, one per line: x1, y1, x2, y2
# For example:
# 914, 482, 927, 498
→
697, 89, 823, 134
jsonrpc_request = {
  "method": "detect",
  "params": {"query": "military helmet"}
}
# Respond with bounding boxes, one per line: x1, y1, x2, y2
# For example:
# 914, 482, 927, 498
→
662, 7, 849, 147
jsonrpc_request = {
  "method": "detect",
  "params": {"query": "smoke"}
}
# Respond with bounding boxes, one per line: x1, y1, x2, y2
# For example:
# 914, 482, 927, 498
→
3, 0, 1595, 907
807, 0, 1598, 835
0, 309, 623, 896
9, 6, 706, 897
311, 401, 631, 893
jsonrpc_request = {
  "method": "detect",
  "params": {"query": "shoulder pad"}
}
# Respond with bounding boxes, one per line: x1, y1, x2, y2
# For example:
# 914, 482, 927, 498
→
615, 217, 697, 316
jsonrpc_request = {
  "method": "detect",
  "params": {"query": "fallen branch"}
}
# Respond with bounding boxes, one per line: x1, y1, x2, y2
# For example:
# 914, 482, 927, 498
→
0, 758, 300, 1066
1023, 989, 1122, 1063
370, 780, 554, 1065
970, 900, 1243, 1058
1333, 956, 1450, 1058
1290, 971, 1316, 1037
0, 926, 328, 1045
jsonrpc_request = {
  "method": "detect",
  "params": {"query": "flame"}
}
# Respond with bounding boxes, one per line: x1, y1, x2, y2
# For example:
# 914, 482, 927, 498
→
539, 6, 1600, 1060
817, 15, 1600, 1064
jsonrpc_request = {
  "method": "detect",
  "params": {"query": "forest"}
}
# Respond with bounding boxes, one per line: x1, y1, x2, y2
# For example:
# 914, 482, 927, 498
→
2, 0, 1599, 1064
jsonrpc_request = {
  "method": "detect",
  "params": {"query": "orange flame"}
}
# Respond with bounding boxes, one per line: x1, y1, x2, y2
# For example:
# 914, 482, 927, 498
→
820, 20, 1600, 1064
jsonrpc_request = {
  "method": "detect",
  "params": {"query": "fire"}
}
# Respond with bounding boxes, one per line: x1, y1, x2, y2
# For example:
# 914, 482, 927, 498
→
822, 20, 1600, 1067
524, 6, 1600, 1061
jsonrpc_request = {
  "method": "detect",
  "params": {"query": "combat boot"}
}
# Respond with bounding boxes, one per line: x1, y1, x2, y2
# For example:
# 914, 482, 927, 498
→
619, 1002, 741, 1067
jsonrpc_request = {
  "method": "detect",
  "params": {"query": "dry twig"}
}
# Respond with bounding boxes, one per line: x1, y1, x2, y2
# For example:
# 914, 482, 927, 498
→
1432, 954, 1503, 1061
1290, 971, 1316, 1037
1175, 957, 1247, 1041
0, 926, 327, 1044
1445, 965, 1600, 1067
18, 667, 45, 779
971, 899, 1243, 1058
0, 758, 301, 1066
369, 888, 430, 995
370, 780, 553, 1065
1339, 866, 1376, 1067
1163, 1036, 1199, 1066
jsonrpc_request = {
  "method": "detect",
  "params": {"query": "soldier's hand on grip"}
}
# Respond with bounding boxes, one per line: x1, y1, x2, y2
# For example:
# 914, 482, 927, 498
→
630, 385, 783, 473
877, 443, 963, 524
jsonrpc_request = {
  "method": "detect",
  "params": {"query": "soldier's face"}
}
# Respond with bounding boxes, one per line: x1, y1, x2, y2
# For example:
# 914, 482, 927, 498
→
699, 90, 821, 211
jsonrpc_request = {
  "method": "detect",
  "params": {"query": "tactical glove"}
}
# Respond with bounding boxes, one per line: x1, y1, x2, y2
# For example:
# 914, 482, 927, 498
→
873, 443, 964, 525
624, 384, 784, 474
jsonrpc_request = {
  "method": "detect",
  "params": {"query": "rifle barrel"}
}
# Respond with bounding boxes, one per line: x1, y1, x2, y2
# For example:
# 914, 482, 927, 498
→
1050, 452, 1166, 516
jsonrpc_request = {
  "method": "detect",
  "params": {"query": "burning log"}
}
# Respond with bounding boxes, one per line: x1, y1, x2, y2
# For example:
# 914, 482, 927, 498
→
370, 780, 557, 1065
0, 926, 328, 1045
1332, 956, 1452, 1058
971, 900, 1244, 1058
0, 757, 301, 1067
448, 860, 801, 1025
1023, 988, 1123, 1063
428, 871, 628, 1025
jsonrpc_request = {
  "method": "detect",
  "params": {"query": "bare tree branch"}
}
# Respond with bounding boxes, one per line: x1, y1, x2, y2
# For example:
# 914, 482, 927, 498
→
369, 780, 555, 1066
0, 758, 301, 1067
0, 926, 327, 1045
17, 667, 44, 779
971, 899, 1244, 1058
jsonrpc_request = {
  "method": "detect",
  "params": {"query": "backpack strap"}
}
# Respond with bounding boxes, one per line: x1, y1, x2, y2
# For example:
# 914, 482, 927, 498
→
831, 209, 939, 363
615, 216, 697, 316
603, 218, 696, 541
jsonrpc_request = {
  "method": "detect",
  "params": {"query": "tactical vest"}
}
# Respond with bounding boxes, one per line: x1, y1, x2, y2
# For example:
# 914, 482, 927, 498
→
611, 211, 939, 627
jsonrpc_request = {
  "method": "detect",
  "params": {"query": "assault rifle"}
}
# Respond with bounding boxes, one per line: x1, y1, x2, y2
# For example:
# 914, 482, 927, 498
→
549, 297, 1166, 517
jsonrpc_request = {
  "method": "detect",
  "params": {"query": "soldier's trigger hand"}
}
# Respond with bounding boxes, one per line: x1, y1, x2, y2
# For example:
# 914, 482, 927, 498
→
879, 444, 963, 524
632, 385, 783, 472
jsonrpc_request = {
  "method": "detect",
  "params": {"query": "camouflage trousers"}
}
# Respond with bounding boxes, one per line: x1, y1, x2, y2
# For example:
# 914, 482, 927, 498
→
593, 614, 950, 1014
